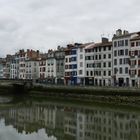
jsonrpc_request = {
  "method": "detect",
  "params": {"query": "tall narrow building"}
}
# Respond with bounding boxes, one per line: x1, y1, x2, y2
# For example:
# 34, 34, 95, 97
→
112, 29, 140, 87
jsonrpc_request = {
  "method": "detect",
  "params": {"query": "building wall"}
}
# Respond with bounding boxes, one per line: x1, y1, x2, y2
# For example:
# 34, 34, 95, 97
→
77, 47, 86, 85
85, 41, 112, 86
130, 37, 140, 87
64, 46, 78, 85
25, 60, 39, 80
39, 59, 46, 80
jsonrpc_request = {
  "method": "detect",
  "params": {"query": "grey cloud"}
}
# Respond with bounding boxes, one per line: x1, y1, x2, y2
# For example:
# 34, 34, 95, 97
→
0, 0, 140, 56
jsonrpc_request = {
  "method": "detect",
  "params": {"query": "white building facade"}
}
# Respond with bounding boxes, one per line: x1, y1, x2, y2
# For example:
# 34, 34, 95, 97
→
85, 38, 112, 86
112, 29, 139, 87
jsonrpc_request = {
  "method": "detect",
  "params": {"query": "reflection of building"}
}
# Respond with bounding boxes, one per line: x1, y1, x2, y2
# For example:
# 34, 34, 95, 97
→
1, 101, 140, 140
64, 108, 77, 138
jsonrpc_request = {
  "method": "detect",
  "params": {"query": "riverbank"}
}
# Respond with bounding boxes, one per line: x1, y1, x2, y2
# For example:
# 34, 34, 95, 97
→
28, 85, 140, 106
1, 84, 140, 106
31, 84, 140, 95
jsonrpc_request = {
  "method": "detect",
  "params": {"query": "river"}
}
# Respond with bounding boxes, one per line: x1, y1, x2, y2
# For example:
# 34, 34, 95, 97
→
0, 95, 140, 140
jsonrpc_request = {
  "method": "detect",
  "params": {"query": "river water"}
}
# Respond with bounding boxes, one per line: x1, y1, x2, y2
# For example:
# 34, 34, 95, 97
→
0, 95, 140, 140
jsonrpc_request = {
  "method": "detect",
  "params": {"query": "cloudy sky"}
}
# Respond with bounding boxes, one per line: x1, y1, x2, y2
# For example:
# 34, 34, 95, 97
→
0, 0, 140, 57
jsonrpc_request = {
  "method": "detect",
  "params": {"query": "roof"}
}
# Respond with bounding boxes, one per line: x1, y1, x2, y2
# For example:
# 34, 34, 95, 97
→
130, 36, 140, 41
85, 42, 112, 50
112, 31, 140, 39
64, 42, 94, 51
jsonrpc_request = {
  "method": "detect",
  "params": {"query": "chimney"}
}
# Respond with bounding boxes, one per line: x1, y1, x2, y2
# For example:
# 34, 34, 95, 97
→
123, 30, 129, 35
102, 37, 109, 43
116, 29, 122, 36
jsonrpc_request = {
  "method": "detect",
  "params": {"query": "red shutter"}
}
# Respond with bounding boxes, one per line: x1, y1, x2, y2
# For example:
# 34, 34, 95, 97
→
138, 60, 140, 65
128, 60, 130, 65
135, 50, 138, 55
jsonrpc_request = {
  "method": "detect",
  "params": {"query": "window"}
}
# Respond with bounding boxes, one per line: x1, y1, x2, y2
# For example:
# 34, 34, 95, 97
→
80, 62, 83, 67
90, 71, 93, 76
108, 54, 111, 58
87, 71, 89, 76
80, 48, 83, 52
80, 54, 83, 59
103, 54, 106, 59
125, 49, 128, 55
99, 55, 101, 59
130, 70, 136, 76
95, 55, 98, 60
125, 40, 128, 46
114, 59, 117, 65
103, 47, 106, 51
71, 50, 76, 54
130, 60, 136, 66
131, 42, 135, 47
114, 50, 117, 57
79, 70, 83, 75
71, 57, 76, 61
108, 62, 111, 67
103, 71, 106, 76
95, 48, 97, 52
136, 42, 140, 46
119, 67, 123, 74
114, 41, 117, 47
124, 58, 129, 64
108, 71, 111, 76
119, 58, 123, 64
103, 62, 106, 67
119, 50, 124, 56
131, 51, 135, 56
114, 68, 118, 74
125, 67, 128, 74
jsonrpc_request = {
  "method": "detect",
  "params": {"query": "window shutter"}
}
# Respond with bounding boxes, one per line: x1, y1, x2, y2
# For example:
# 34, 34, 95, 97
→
135, 50, 138, 55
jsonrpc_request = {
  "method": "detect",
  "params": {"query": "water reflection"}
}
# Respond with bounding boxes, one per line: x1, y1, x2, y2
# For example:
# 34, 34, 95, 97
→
0, 97, 140, 140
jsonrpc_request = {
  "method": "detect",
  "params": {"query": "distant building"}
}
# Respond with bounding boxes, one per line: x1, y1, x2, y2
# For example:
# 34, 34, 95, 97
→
25, 59, 39, 80
17, 49, 40, 79
54, 46, 65, 85
46, 49, 56, 84
38, 58, 47, 81
5, 55, 13, 79
0, 58, 6, 79
10, 54, 19, 79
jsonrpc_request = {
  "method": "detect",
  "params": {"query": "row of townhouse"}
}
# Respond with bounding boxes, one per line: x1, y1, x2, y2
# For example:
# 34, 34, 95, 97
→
64, 29, 140, 87
1, 29, 140, 87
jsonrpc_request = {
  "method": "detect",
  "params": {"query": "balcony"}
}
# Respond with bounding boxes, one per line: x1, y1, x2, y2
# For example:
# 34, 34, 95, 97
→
130, 65, 136, 68
130, 74, 136, 78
